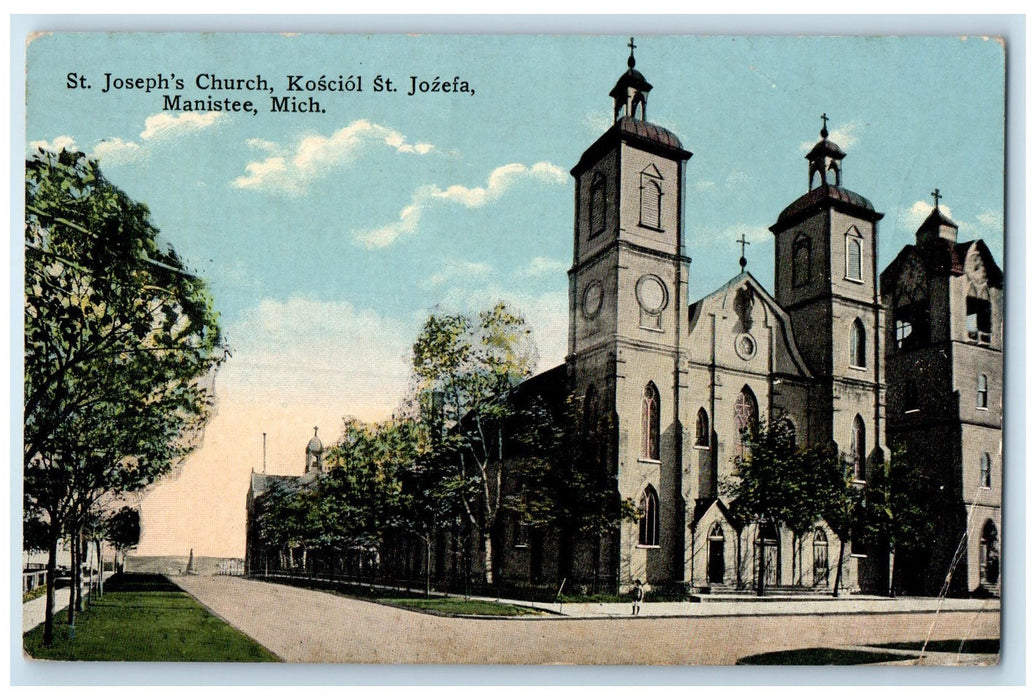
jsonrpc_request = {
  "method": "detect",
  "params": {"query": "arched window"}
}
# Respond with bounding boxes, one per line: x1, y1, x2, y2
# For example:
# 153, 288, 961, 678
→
695, 408, 710, 448
980, 452, 992, 488
708, 523, 725, 584
904, 380, 920, 413
792, 235, 811, 288
850, 318, 866, 368
734, 386, 759, 458
638, 486, 660, 546
812, 529, 829, 586
980, 520, 999, 584
589, 173, 606, 237
642, 383, 660, 461
977, 374, 989, 409
851, 415, 866, 481
845, 232, 863, 281
966, 295, 992, 345
640, 169, 663, 229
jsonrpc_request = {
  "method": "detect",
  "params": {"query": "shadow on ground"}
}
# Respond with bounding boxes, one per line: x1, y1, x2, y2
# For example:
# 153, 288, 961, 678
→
737, 648, 920, 665
873, 639, 1000, 654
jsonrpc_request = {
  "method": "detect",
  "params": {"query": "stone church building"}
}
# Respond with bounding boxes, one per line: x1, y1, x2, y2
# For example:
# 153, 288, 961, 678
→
246, 45, 1002, 598
499, 45, 1001, 596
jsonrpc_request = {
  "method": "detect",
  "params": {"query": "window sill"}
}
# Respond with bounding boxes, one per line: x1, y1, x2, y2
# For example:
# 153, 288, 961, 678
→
844, 276, 864, 284
513, 544, 529, 549
977, 406, 989, 411
979, 485, 991, 491
692, 444, 710, 450
904, 409, 921, 415
635, 544, 661, 550
849, 364, 867, 371
639, 325, 665, 333
638, 458, 661, 465
638, 223, 665, 233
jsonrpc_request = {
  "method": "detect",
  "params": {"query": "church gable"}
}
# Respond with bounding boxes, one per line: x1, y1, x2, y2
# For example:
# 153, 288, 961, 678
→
687, 272, 812, 379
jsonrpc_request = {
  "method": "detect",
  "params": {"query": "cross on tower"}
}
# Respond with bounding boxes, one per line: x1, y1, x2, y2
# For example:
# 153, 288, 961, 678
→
737, 233, 751, 271
931, 188, 942, 210
820, 112, 829, 138
627, 37, 637, 67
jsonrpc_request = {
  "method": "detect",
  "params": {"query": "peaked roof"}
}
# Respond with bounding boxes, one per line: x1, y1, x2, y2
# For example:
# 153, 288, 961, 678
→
881, 237, 1004, 292
572, 116, 691, 176
687, 271, 813, 379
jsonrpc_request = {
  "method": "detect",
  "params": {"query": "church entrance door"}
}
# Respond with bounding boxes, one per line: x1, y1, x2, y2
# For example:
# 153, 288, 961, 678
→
708, 538, 725, 584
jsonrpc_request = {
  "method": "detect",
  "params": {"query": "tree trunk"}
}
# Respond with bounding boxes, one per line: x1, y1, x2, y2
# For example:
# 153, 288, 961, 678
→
888, 547, 898, 598
425, 535, 432, 598
833, 538, 846, 598
756, 538, 766, 597
483, 532, 494, 585
96, 540, 104, 597
735, 529, 743, 589
43, 532, 58, 646
67, 528, 79, 625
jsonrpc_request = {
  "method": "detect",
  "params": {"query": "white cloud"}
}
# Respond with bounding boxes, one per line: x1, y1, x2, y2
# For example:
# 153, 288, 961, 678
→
433, 285, 569, 372
28, 135, 77, 153
426, 260, 493, 288
725, 170, 750, 188
232, 120, 435, 195
140, 111, 226, 141
583, 110, 612, 135
90, 137, 144, 165
800, 121, 860, 152
898, 200, 954, 231
723, 222, 772, 245
354, 161, 568, 249
516, 256, 567, 279
694, 180, 716, 192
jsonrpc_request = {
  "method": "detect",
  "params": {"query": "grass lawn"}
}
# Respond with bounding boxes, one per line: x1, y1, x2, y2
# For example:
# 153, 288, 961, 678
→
23, 574, 279, 662
379, 597, 546, 616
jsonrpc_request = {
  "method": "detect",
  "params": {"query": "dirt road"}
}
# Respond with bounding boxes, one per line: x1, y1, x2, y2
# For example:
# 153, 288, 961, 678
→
174, 575, 999, 665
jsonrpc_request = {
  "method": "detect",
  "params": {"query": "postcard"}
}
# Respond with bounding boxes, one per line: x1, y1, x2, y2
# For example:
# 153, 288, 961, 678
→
21, 30, 1004, 667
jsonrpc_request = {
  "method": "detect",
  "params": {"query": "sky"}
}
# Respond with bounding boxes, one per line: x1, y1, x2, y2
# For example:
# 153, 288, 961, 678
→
23, 33, 1005, 557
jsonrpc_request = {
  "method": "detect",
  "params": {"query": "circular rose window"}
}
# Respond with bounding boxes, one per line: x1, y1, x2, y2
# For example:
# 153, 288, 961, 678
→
735, 333, 757, 361
635, 275, 668, 314
582, 280, 603, 319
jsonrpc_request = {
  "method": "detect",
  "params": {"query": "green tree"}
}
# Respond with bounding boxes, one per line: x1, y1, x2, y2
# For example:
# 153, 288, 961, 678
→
723, 417, 846, 595
857, 449, 941, 597
409, 303, 538, 585
509, 392, 638, 590
24, 149, 224, 645
104, 506, 141, 573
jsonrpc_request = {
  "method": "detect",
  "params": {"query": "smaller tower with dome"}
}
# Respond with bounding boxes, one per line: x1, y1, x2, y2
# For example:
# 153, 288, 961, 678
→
305, 426, 324, 475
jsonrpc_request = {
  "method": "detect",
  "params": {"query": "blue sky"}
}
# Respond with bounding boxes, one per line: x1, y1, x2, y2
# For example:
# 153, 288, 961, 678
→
25, 33, 1005, 556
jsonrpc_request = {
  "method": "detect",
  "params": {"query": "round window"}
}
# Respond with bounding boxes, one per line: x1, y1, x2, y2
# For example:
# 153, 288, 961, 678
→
735, 333, 757, 361
636, 275, 668, 314
582, 280, 603, 319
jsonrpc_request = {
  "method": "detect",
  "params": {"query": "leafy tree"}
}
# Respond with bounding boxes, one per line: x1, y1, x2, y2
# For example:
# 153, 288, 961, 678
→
723, 417, 847, 595
509, 392, 638, 589
104, 506, 141, 572
409, 303, 537, 585
857, 449, 942, 597
24, 149, 224, 644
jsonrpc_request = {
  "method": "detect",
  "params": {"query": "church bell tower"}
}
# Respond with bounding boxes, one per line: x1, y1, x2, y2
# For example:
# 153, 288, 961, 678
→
770, 116, 886, 477
567, 39, 692, 588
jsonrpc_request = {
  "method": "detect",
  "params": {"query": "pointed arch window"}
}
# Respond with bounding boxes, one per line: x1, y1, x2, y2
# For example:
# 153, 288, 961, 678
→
812, 529, 829, 586
792, 234, 811, 288
639, 167, 663, 230
695, 408, 710, 448
979, 520, 999, 584
851, 415, 866, 481
980, 452, 992, 489
589, 172, 606, 238
641, 383, 661, 461
850, 318, 866, 368
734, 386, 759, 458
977, 374, 989, 409
966, 295, 992, 344
638, 486, 660, 546
845, 229, 863, 281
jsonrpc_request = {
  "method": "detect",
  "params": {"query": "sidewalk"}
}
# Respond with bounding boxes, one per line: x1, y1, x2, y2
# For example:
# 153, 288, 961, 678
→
475, 593, 1001, 619
22, 572, 113, 633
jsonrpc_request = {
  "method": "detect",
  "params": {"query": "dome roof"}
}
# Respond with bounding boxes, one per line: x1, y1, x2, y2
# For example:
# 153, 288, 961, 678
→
771, 184, 882, 232
306, 427, 323, 454
615, 116, 684, 150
